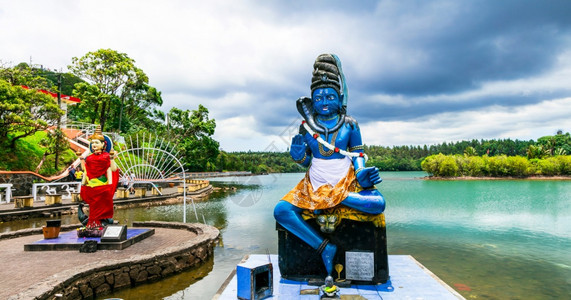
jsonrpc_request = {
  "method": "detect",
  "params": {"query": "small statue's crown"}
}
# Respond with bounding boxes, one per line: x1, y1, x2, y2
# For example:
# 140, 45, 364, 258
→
89, 125, 105, 141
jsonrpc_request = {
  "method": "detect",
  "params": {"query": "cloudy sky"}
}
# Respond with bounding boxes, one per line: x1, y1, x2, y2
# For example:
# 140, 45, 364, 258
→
1, 0, 571, 152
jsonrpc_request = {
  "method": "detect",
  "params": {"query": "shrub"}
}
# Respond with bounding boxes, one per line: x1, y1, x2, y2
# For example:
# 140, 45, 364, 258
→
506, 156, 530, 177
439, 155, 459, 177
464, 156, 486, 177
537, 157, 561, 176
421, 153, 458, 176
422, 153, 571, 177
421, 154, 440, 175
488, 155, 509, 176
556, 155, 571, 175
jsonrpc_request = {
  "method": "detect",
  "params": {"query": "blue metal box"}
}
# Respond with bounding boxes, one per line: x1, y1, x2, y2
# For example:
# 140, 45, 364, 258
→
236, 256, 273, 300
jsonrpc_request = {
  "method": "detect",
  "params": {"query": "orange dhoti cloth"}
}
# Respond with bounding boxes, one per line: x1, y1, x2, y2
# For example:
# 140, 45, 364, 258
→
282, 158, 359, 210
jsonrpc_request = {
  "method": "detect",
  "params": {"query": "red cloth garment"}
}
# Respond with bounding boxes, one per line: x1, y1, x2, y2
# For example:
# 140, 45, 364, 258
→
80, 152, 119, 227
84, 152, 110, 180
110, 169, 120, 192
81, 184, 113, 227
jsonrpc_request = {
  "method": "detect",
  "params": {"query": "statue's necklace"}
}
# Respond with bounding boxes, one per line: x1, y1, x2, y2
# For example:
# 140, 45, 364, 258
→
318, 130, 339, 156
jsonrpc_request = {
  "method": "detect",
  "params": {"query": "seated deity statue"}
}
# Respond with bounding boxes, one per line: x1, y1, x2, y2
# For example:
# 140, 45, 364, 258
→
78, 125, 119, 232
274, 54, 385, 276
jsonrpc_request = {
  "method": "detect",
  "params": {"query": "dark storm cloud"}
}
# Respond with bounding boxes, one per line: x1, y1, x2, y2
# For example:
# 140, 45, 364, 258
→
351, 0, 571, 96
164, 0, 571, 141
263, 0, 571, 126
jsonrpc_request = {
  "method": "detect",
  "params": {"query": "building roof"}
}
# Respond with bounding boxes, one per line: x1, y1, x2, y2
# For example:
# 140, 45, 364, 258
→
20, 85, 81, 104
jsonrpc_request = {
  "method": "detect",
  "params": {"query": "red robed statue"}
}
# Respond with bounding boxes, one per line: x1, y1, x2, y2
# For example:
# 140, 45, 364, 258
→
78, 126, 119, 234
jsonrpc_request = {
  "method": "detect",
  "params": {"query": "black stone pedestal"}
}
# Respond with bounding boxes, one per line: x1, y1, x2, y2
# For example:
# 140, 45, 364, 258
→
276, 218, 389, 284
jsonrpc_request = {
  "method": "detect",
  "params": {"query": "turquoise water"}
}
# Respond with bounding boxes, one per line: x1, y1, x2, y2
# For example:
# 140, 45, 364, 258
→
3, 172, 569, 299
108, 172, 571, 299
380, 172, 571, 299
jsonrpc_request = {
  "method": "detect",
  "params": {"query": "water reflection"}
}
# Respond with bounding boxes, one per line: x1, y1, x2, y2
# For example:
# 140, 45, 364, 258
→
110, 255, 215, 300
0, 214, 78, 233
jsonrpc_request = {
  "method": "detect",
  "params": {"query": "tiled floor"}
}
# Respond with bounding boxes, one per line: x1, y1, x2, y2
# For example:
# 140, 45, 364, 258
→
215, 255, 464, 300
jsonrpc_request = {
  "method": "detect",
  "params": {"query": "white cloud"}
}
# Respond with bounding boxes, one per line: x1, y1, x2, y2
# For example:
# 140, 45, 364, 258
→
1, 0, 571, 151
361, 97, 571, 147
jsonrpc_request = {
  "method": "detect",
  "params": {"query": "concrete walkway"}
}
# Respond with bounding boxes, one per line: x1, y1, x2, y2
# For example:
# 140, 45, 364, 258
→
0, 183, 216, 298
1, 221, 219, 299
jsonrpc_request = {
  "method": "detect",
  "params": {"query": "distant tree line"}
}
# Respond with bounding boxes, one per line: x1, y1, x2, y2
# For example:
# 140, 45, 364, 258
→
221, 132, 571, 175
215, 151, 305, 173
421, 131, 571, 177
421, 153, 571, 177
365, 138, 537, 171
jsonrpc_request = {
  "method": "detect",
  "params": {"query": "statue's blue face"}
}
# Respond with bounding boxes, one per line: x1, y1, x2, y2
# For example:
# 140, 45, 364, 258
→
312, 88, 341, 117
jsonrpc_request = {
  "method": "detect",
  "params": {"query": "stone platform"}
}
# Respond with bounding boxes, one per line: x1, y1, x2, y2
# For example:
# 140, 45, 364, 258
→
24, 228, 155, 251
0, 221, 219, 300
215, 255, 465, 300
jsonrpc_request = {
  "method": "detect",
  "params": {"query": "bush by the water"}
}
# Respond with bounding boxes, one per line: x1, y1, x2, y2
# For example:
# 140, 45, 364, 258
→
421, 153, 571, 177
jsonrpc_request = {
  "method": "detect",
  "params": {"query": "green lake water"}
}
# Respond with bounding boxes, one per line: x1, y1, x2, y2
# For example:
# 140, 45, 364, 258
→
2, 172, 570, 299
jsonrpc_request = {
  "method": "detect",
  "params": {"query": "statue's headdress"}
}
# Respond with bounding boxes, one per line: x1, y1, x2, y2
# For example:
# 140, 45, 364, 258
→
310, 54, 348, 110
297, 53, 348, 141
89, 125, 105, 142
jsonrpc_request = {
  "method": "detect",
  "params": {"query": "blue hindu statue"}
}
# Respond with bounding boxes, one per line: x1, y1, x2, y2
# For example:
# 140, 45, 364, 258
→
274, 54, 386, 276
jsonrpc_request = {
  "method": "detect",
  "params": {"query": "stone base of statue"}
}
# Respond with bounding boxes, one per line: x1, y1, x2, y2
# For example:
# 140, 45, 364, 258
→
276, 212, 389, 284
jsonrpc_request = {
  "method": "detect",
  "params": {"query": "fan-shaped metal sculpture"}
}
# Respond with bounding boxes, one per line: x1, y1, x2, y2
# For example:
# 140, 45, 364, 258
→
114, 133, 197, 222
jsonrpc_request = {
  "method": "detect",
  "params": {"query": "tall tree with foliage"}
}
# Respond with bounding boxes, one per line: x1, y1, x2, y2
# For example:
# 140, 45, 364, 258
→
167, 105, 219, 171
38, 128, 69, 171
68, 49, 163, 131
0, 62, 51, 89
537, 131, 571, 155
0, 62, 75, 168
0, 79, 63, 148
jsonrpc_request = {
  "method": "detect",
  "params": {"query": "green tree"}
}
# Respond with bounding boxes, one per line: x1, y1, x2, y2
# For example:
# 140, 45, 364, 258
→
439, 155, 459, 177
0, 80, 63, 148
0, 62, 51, 89
464, 146, 477, 157
488, 155, 510, 176
38, 128, 70, 171
526, 145, 548, 159
557, 155, 571, 175
506, 156, 530, 177
464, 156, 486, 176
538, 131, 571, 155
69, 49, 162, 131
167, 105, 219, 171
421, 153, 458, 177
537, 157, 560, 176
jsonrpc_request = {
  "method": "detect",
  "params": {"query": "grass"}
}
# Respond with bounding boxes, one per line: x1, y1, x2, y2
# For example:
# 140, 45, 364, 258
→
0, 131, 77, 176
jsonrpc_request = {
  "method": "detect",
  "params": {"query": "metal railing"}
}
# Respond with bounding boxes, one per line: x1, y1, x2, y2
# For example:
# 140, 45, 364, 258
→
32, 182, 81, 202
0, 183, 13, 203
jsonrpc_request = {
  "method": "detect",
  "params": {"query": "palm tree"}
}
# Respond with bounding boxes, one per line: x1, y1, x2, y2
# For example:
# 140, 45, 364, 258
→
464, 146, 477, 157
555, 148, 567, 156
545, 137, 557, 156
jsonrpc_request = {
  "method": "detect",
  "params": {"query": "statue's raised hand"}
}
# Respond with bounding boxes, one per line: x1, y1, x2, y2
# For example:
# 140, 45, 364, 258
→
356, 166, 382, 189
290, 134, 307, 161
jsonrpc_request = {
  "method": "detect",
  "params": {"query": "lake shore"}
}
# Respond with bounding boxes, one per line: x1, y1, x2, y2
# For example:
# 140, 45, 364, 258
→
424, 175, 571, 180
